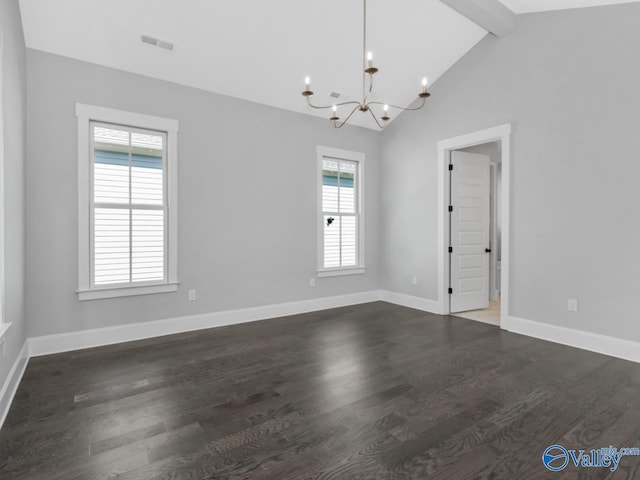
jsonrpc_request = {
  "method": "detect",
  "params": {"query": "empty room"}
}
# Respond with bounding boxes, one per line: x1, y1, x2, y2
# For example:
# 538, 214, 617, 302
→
1, 0, 640, 478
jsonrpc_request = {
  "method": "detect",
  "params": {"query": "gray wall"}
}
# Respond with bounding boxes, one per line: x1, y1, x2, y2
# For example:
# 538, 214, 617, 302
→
21, 3, 640, 344
0, 0, 27, 384
381, 4, 640, 340
26, 50, 381, 337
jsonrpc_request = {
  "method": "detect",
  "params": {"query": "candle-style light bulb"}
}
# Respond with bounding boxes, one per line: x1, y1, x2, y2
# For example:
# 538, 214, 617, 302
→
302, 76, 314, 97
422, 77, 428, 92
382, 104, 390, 121
367, 51, 373, 67
330, 104, 339, 121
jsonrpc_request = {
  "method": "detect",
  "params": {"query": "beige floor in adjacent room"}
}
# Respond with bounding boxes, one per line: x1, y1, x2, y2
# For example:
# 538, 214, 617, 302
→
453, 300, 500, 326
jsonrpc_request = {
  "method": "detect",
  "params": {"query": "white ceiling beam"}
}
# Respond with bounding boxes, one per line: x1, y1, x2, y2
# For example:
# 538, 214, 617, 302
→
440, 0, 516, 37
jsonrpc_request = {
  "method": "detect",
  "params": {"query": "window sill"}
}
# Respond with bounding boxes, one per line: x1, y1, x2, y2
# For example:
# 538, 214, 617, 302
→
0, 323, 11, 342
317, 267, 366, 278
77, 282, 179, 301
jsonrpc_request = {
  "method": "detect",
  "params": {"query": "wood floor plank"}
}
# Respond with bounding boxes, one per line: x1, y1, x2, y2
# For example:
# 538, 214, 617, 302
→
2, 301, 640, 479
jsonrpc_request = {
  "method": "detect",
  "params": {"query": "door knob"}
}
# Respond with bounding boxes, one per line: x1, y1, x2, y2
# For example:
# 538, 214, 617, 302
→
485, 248, 491, 253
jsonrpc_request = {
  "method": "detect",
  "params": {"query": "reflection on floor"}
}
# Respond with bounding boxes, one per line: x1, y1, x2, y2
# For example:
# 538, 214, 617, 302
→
453, 300, 500, 326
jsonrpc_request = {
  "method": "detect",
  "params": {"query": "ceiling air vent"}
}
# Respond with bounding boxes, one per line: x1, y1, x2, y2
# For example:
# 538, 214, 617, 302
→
158, 40, 174, 51
141, 35, 158, 46
141, 35, 174, 52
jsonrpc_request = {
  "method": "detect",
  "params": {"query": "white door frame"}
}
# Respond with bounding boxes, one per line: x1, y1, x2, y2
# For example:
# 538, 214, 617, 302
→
489, 162, 499, 302
437, 123, 511, 329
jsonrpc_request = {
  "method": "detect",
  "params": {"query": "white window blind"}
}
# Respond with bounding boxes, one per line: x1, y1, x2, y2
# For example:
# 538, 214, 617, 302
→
322, 159, 358, 268
90, 123, 167, 287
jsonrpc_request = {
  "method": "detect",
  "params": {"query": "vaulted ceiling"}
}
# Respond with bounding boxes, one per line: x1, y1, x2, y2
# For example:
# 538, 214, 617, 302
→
497, 0, 639, 13
18, 0, 640, 129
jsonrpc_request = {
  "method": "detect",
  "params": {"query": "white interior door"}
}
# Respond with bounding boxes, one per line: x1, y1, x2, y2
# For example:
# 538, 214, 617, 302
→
450, 151, 490, 313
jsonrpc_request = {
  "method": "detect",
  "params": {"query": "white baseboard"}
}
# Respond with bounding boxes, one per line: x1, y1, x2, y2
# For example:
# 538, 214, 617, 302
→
380, 290, 443, 314
509, 316, 640, 364
0, 341, 29, 429
28, 290, 383, 357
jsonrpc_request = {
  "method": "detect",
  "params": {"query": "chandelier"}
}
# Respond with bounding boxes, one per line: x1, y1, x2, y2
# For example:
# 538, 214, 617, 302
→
301, 0, 430, 129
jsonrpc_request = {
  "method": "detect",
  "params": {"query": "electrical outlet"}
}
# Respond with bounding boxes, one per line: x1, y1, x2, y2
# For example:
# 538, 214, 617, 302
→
188, 290, 197, 301
309, 278, 316, 287
412, 276, 418, 285
568, 299, 578, 312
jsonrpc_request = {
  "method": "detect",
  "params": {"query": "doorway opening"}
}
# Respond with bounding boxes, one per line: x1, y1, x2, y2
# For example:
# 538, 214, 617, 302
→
449, 143, 501, 325
437, 124, 511, 329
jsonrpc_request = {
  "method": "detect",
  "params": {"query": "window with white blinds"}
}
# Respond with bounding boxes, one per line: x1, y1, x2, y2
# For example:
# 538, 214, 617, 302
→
317, 147, 365, 276
91, 123, 167, 286
76, 104, 178, 300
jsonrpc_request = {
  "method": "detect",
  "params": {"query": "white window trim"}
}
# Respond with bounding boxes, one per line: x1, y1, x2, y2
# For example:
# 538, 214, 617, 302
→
317, 267, 365, 278
76, 103, 179, 301
316, 145, 365, 277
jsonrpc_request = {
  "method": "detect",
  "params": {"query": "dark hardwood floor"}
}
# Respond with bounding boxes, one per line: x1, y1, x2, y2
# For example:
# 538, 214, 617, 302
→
1, 301, 640, 479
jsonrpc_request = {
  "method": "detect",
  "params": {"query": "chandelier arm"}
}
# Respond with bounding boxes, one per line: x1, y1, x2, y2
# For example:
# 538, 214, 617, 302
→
333, 105, 361, 129
306, 97, 361, 110
367, 97, 427, 112
367, 108, 386, 129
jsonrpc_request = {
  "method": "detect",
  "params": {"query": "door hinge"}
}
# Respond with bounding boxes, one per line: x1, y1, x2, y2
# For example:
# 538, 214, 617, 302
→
448, 164, 453, 171
448, 246, 453, 253
448, 287, 453, 294
448, 205, 453, 212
